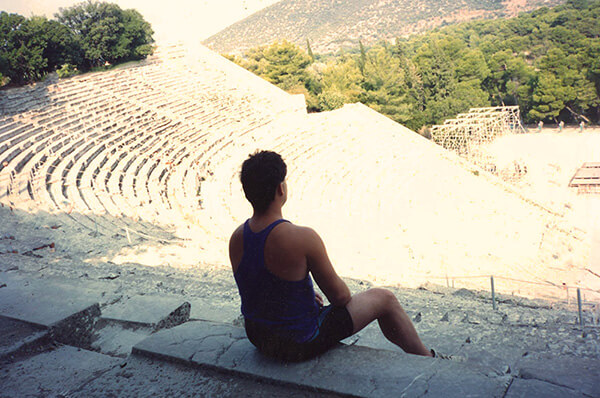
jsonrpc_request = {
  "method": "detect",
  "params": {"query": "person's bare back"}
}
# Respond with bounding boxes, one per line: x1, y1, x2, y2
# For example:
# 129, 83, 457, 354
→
230, 218, 350, 306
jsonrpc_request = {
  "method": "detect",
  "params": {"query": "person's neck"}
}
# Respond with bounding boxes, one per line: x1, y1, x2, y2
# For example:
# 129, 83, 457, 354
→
250, 207, 283, 227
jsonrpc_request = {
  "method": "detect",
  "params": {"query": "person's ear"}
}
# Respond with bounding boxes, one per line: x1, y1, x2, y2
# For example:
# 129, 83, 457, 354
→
277, 182, 285, 196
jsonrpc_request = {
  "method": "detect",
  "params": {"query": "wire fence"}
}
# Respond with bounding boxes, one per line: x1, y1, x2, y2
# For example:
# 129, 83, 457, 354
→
425, 273, 600, 328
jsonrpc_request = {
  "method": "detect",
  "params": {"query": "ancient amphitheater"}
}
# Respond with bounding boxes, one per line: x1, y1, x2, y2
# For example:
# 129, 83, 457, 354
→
1, 43, 600, 397
0, 43, 598, 301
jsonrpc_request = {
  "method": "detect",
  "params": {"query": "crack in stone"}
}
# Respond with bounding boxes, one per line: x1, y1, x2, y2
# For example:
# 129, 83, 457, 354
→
400, 371, 427, 397
416, 367, 438, 398
367, 376, 378, 395
179, 330, 249, 365
500, 377, 515, 398
167, 332, 227, 347
100, 295, 124, 309
63, 361, 121, 395
214, 338, 237, 364
400, 361, 439, 398
518, 372, 585, 395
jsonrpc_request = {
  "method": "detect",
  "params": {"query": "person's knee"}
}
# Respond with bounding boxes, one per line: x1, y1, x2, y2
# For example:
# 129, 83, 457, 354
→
369, 288, 399, 310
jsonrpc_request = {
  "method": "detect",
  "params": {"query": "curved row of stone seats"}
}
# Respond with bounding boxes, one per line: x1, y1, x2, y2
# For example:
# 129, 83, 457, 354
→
139, 130, 201, 214
74, 64, 277, 224
156, 106, 256, 216
0, 117, 17, 134
0, 123, 38, 190
110, 120, 220, 226
76, 60, 276, 135
37, 108, 177, 233
67, 130, 142, 214
0, 93, 46, 114
0, 126, 44, 170
48, 66, 264, 138
0, 122, 41, 151
104, 127, 168, 210
0, 127, 73, 204
43, 113, 136, 210
121, 124, 194, 215
23, 126, 104, 208
92, 119, 160, 207
0, 94, 137, 194
0, 111, 178, 241
165, 131, 239, 219
71, 122, 181, 239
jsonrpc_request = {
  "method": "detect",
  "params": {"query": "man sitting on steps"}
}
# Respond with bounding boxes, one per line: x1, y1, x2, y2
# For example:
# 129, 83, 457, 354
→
229, 150, 433, 361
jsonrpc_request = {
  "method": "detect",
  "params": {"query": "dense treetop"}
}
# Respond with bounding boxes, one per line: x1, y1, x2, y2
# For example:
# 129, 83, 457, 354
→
0, 0, 153, 87
229, 0, 600, 132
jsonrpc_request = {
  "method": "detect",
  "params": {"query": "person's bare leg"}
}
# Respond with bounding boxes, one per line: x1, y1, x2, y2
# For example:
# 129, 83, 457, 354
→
346, 288, 432, 357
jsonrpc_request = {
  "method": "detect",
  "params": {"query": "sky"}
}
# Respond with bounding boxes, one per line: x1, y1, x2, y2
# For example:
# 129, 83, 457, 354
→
0, 0, 281, 43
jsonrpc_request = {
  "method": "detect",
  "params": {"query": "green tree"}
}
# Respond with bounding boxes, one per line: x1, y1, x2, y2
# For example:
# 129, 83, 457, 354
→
358, 40, 367, 76
414, 38, 457, 105
306, 39, 315, 61
29, 16, 82, 71
486, 49, 535, 107
359, 46, 416, 125
318, 56, 362, 110
529, 72, 569, 121
56, 0, 153, 68
0, 12, 46, 85
238, 41, 312, 90
456, 49, 489, 83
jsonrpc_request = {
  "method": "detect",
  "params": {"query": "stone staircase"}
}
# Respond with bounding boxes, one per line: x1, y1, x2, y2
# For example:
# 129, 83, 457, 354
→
1, 270, 598, 397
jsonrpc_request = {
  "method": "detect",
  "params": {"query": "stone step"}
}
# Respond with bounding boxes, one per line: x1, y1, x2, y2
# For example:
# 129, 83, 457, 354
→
61, 354, 339, 397
90, 321, 153, 358
0, 236, 55, 255
0, 316, 52, 363
0, 345, 122, 397
132, 320, 511, 398
93, 294, 191, 358
188, 297, 239, 323
505, 378, 588, 398
100, 294, 190, 330
0, 274, 100, 347
514, 353, 599, 398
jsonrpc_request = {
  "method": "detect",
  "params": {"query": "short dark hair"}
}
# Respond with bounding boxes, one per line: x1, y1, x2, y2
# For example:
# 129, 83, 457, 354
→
241, 150, 287, 213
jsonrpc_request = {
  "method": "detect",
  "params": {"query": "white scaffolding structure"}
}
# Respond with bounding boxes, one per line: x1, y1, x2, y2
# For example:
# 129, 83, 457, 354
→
431, 106, 526, 181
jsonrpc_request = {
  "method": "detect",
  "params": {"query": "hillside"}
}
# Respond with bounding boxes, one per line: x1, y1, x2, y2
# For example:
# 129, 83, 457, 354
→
203, 0, 565, 54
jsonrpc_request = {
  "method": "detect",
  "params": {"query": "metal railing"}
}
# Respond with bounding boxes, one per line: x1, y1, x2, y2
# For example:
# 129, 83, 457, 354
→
425, 273, 600, 328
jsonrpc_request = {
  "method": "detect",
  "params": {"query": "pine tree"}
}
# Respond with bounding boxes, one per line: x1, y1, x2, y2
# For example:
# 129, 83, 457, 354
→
306, 39, 315, 61
358, 40, 367, 76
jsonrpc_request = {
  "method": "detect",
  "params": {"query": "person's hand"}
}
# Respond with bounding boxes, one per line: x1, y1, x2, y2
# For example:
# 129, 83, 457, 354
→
315, 292, 324, 307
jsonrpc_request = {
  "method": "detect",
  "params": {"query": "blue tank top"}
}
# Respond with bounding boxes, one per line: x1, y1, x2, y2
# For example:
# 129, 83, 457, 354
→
234, 219, 319, 343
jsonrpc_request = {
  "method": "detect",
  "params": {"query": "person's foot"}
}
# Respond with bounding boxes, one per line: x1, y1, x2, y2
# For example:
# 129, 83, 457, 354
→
430, 349, 465, 361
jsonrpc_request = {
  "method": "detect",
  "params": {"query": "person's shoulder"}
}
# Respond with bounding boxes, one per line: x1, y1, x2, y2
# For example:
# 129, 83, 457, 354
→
277, 221, 314, 234
229, 223, 244, 243
228, 223, 245, 268
275, 222, 320, 245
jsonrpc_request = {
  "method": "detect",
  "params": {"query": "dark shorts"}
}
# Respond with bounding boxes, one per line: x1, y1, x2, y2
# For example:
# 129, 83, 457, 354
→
244, 305, 354, 362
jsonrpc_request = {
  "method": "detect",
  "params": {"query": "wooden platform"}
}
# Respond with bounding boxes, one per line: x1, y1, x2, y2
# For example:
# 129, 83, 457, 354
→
569, 162, 600, 194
